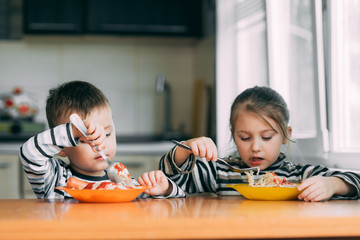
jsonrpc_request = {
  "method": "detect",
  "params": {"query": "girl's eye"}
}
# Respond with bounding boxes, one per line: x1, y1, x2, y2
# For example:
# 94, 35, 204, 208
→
106, 133, 111, 137
263, 136, 272, 141
240, 137, 250, 141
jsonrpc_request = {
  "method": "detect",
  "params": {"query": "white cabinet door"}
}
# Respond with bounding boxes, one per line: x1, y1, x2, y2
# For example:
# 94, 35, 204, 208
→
0, 155, 20, 199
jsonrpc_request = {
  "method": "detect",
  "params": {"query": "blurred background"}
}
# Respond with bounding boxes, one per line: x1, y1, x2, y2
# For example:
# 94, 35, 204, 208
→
0, 0, 360, 198
0, 0, 216, 142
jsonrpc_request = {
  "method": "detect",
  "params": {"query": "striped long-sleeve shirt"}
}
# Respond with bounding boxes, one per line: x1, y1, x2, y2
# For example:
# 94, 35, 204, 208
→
19, 123, 185, 199
159, 146, 360, 200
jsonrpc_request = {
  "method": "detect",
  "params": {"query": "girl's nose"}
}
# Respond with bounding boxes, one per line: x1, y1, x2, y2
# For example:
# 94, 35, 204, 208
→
251, 139, 261, 152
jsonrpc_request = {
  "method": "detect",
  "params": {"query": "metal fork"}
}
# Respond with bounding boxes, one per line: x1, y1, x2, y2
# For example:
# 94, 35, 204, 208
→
171, 140, 260, 174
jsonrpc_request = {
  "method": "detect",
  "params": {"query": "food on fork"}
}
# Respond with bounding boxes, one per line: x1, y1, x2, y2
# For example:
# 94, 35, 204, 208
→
245, 171, 298, 188
110, 162, 132, 184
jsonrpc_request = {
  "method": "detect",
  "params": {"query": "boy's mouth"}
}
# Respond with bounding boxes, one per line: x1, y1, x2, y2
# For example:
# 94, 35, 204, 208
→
95, 156, 105, 161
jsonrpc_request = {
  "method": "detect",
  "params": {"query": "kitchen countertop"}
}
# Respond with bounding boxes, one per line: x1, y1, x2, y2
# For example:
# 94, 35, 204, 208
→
2, 196, 360, 239
0, 141, 174, 156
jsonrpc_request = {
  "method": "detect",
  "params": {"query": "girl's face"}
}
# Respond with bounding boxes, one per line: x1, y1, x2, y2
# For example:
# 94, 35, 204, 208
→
62, 105, 117, 176
233, 111, 290, 170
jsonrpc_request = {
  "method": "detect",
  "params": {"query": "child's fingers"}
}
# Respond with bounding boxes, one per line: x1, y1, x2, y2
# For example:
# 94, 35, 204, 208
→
194, 142, 204, 158
85, 121, 96, 136
297, 177, 315, 191
87, 126, 106, 150
193, 140, 218, 161
206, 147, 218, 161
87, 125, 102, 142
137, 177, 146, 186
147, 171, 159, 185
139, 173, 153, 187
155, 170, 163, 183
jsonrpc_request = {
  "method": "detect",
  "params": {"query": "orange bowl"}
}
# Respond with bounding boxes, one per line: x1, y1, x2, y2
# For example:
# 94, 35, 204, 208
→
56, 186, 151, 203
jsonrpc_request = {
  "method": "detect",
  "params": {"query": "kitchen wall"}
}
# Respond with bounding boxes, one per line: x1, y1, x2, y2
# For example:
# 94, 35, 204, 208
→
0, 35, 215, 138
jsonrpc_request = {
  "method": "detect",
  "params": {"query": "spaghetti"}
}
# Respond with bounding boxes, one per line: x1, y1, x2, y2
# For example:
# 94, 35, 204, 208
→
245, 171, 297, 188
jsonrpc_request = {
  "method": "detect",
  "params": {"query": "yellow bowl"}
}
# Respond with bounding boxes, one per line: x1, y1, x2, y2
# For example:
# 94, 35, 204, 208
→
226, 183, 301, 201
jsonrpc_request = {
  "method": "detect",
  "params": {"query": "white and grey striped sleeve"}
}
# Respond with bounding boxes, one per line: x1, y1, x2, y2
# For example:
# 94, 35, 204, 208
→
159, 146, 242, 195
271, 161, 360, 200
303, 165, 360, 200
19, 123, 77, 199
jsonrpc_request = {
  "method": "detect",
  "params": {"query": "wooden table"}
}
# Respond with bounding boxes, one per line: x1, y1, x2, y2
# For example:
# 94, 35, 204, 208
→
1, 196, 360, 240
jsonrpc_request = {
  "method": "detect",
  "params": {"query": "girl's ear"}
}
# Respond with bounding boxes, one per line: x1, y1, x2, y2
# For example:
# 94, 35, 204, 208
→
282, 126, 292, 144
58, 149, 67, 157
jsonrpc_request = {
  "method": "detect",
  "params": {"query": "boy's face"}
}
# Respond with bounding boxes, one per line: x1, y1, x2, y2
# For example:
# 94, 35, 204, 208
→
60, 105, 117, 176
232, 111, 290, 170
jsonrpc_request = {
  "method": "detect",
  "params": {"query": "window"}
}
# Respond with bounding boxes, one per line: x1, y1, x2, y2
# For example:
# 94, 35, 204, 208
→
216, 0, 326, 160
217, 0, 360, 169
326, 0, 360, 168
328, 0, 360, 152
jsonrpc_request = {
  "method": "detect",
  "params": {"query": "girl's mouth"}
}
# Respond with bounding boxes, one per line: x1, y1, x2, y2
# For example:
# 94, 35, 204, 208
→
250, 157, 263, 165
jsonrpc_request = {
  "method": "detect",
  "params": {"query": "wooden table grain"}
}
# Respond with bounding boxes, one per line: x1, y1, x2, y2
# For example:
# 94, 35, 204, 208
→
1, 196, 360, 240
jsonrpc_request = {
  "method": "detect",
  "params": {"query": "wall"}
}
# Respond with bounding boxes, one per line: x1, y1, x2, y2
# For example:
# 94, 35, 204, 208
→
0, 35, 213, 138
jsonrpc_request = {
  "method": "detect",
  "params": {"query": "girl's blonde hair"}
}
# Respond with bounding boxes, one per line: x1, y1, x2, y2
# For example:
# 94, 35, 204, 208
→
230, 86, 291, 141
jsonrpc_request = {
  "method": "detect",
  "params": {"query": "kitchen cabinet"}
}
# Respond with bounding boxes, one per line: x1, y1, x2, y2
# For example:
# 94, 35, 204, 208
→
23, 0, 83, 34
86, 0, 202, 37
0, 154, 20, 199
23, 0, 202, 37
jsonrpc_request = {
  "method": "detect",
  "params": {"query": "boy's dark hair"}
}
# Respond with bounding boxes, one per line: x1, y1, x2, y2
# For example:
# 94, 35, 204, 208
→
46, 80, 109, 128
230, 86, 291, 141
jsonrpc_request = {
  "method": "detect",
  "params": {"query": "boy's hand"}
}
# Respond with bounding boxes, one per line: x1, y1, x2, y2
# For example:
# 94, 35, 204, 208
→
183, 137, 218, 161
297, 176, 336, 202
137, 170, 173, 196
72, 120, 106, 153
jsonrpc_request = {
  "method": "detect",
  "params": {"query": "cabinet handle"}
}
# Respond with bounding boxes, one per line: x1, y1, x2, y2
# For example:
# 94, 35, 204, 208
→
0, 162, 10, 168
101, 24, 187, 33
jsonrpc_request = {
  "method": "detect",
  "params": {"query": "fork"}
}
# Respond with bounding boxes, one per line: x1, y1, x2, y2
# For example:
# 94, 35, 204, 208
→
171, 140, 260, 174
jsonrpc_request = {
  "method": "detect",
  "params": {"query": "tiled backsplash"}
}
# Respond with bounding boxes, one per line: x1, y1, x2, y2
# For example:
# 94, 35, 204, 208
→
0, 36, 213, 137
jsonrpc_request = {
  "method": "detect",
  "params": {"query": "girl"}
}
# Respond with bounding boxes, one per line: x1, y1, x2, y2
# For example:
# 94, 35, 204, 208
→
159, 86, 360, 201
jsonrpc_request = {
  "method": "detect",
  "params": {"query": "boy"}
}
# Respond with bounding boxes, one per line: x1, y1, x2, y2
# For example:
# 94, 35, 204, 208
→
19, 80, 185, 199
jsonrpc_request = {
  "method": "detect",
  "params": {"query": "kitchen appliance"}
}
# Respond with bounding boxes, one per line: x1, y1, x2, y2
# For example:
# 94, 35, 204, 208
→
0, 87, 45, 141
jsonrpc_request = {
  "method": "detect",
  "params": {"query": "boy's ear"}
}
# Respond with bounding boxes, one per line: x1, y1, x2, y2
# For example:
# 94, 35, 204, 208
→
282, 126, 292, 144
58, 149, 67, 157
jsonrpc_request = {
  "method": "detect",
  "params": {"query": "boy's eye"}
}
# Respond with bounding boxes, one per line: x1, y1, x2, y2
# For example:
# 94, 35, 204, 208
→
106, 133, 111, 137
240, 137, 250, 141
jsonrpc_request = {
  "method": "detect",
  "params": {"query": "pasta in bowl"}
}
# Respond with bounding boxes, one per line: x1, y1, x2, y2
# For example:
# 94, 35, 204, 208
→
227, 172, 302, 201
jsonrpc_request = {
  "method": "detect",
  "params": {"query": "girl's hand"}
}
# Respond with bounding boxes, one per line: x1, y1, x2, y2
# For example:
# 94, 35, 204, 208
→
183, 137, 218, 161
297, 176, 337, 202
137, 170, 172, 196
